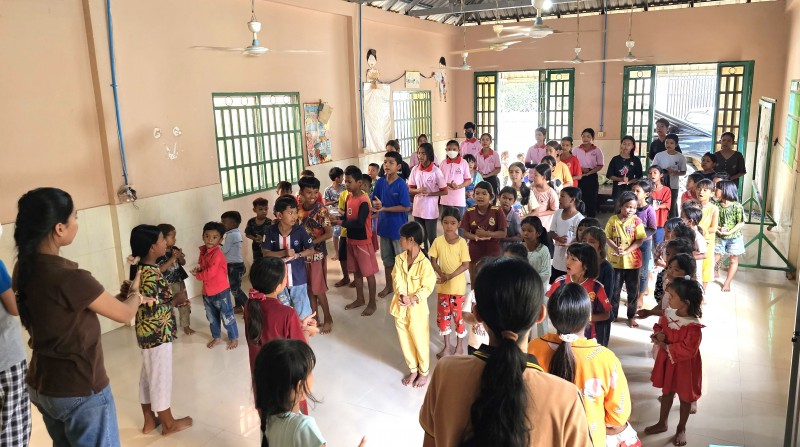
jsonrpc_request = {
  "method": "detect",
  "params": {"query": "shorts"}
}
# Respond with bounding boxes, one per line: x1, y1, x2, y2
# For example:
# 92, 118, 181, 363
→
347, 241, 379, 277
333, 225, 342, 238
715, 235, 745, 256
306, 258, 328, 295
379, 237, 403, 268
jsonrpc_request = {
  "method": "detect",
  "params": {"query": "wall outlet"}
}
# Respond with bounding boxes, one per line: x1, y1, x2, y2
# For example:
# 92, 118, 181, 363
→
597, 131, 606, 138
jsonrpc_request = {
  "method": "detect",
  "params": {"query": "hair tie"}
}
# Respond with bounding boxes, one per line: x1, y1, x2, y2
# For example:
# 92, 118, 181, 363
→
127, 255, 140, 265
248, 289, 267, 301
501, 330, 519, 342
683, 275, 691, 280
558, 333, 579, 343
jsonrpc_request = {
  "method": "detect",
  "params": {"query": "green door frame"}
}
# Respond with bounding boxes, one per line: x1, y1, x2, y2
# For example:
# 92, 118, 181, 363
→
620, 65, 656, 167
712, 61, 755, 192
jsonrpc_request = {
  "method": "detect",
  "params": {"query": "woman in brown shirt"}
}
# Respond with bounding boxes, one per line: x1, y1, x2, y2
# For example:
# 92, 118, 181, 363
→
419, 257, 592, 447
13, 188, 149, 446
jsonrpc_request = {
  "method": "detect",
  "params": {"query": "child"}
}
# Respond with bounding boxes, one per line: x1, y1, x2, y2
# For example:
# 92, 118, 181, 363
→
342, 165, 380, 316
461, 181, 508, 281
528, 283, 636, 447
333, 187, 352, 288
156, 224, 193, 335
277, 181, 293, 197
367, 162, 380, 183
699, 152, 717, 181
652, 133, 687, 218
506, 161, 536, 216
580, 226, 616, 346
360, 174, 379, 252
695, 179, 719, 288
253, 339, 366, 447
130, 225, 193, 435
460, 121, 482, 159
560, 136, 582, 187
244, 257, 318, 371
575, 128, 604, 218
463, 153, 483, 208
547, 243, 611, 343
650, 238, 695, 313
429, 208, 471, 359
576, 217, 600, 244
245, 197, 272, 261
544, 141, 574, 188
529, 164, 559, 229
297, 176, 334, 333
655, 217, 685, 268
261, 196, 316, 319
606, 135, 643, 202
681, 172, 704, 206
525, 126, 548, 177
1, 254, 31, 446
549, 186, 585, 281
540, 156, 565, 193
439, 139, 472, 219
649, 165, 672, 246
498, 187, 522, 250
477, 133, 502, 197
390, 222, 437, 387
325, 167, 347, 262
637, 252, 696, 320
503, 243, 528, 260
409, 142, 448, 252
606, 191, 646, 328
680, 203, 707, 275
409, 134, 439, 168
221, 211, 247, 312
521, 215, 553, 287
461, 259, 490, 356
715, 180, 745, 292
192, 221, 239, 350
644, 278, 704, 447
372, 151, 412, 298
380, 139, 412, 180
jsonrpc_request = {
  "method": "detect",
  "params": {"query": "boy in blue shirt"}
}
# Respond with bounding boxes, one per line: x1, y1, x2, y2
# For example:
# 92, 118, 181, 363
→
221, 211, 247, 312
261, 196, 316, 318
371, 151, 412, 298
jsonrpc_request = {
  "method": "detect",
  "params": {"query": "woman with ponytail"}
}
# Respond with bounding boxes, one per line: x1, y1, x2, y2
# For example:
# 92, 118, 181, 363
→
528, 283, 638, 447
129, 224, 192, 435
420, 257, 591, 447
13, 187, 148, 445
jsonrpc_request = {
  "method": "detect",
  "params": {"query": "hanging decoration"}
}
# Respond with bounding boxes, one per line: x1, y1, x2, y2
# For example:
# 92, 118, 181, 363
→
303, 102, 333, 165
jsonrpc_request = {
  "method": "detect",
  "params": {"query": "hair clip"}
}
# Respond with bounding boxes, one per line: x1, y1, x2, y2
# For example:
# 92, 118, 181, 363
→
127, 255, 140, 265
683, 275, 691, 280
558, 333, 579, 343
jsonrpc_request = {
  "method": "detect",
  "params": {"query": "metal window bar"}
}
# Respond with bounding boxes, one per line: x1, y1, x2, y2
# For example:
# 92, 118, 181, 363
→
785, 80, 800, 168
544, 69, 574, 141
475, 73, 498, 145
212, 93, 303, 200
392, 90, 432, 159
713, 65, 746, 149
621, 66, 656, 166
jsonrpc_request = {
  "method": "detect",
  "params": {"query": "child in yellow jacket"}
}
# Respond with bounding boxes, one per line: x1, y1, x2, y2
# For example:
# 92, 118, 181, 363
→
390, 221, 437, 389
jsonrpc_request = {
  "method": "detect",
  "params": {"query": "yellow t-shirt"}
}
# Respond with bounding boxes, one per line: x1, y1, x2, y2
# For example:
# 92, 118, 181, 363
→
553, 161, 574, 188
429, 235, 471, 296
338, 191, 349, 238
528, 334, 631, 447
605, 214, 646, 269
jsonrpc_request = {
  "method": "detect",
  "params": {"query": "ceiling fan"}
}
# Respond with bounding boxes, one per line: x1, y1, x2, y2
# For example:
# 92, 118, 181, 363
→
463, 24, 539, 53
446, 52, 500, 71
191, 0, 320, 56
439, 2, 498, 71
544, 7, 588, 64
490, 7, 597, 42
587, 8, 650, 63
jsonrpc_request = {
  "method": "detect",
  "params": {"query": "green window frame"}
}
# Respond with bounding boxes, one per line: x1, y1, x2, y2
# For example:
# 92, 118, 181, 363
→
712, 62, 755, 153
392, 90, 432, 159
621, 66, 656, 166
212, 92, 303, 200
475, 73, 498, 144
783, 80, 800, 168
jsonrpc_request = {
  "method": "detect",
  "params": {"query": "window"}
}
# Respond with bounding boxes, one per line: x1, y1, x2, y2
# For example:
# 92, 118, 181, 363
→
392, 90, 432, 158
783, 80, 800, 168
212, 93, 303, 199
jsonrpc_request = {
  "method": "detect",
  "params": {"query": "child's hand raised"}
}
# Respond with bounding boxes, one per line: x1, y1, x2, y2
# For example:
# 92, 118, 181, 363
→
190, 266, 201, 276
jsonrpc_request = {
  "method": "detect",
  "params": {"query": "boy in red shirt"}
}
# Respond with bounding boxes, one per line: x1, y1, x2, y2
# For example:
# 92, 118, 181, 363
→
341, 165, 379, 316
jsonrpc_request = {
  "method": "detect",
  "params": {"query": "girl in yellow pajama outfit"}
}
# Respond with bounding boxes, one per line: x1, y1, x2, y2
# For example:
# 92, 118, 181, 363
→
390, 221, 437, 388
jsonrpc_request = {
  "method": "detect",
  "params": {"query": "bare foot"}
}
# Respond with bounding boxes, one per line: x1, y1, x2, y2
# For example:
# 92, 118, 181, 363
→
413, 374, 428, 388
207, 338, 222, 349
331, 254, 339, 261
628, 318, 639, 328
345, 299, 365, 310
722, 282, 732, 292
378, 287, 393, 298
672, 430, 687, 446
162, 416, 193, 436
348, 282, 356, 288
361, 303, 377, 316
227, 339, 238, 350
644, 423, 669, 435
321, 321, 333, 334
690, 401, 697, 414
334, 278, 350, 288
402, 372, 418, 387
183, 327, 195, 335
142, 417, 160, 434
436, 346, 456, 359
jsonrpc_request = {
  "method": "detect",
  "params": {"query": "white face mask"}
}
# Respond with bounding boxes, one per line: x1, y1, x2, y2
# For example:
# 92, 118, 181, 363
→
446, 150, 459, 159
0, 223, 3, 241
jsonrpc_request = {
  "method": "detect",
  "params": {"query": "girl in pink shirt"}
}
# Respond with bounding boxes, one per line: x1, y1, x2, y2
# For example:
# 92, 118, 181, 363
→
574, 128, 604, 218
529, 164, 559, 229
477, 133, 502, 198
409, 142, 448, 252
409, 134, 439, 168
439, 140, 472, 215
525, 126, 548, 179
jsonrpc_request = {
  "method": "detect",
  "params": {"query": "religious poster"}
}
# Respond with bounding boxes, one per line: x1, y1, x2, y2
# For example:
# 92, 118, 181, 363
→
303, 103, 332, 165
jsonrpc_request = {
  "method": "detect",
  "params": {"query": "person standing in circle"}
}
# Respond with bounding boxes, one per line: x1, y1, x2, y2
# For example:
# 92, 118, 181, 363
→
574, 128, 604, 217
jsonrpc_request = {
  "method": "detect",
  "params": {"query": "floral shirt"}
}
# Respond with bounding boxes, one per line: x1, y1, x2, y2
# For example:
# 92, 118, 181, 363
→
135, 264, 177, 349
298, 201, 332, 257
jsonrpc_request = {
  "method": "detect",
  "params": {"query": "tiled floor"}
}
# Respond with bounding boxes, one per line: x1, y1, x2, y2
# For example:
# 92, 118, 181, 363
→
27, 229, 795, 446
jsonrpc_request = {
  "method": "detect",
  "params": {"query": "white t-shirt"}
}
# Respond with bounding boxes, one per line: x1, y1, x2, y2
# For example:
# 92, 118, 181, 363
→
652, 151, 687, 189
550, 209, 585, 272
463, 290, 489, 350
265, 412, 326, 447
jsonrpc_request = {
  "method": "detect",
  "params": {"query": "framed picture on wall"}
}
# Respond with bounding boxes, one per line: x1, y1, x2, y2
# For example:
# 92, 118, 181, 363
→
303, 102, 332, 165
405, 71, 421, 89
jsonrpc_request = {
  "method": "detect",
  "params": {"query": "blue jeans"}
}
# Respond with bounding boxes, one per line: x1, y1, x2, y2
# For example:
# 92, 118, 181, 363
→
638, 238, 653, 294
278, 284, 312, 319
227, 262, 247, 307
203, 289, 239, 340
654, 227, 665, 247
28, 384, 120, 447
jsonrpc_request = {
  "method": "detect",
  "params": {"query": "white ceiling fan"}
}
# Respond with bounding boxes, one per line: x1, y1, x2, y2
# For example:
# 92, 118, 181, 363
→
446, 52, 500, 71
464, 24, 539, 53
491, 6, 598, 42
191, 0, 320, 56
585, 8, 650, 63
544, 6, 587, 64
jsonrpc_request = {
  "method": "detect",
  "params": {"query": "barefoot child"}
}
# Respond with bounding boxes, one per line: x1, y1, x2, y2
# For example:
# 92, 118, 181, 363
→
429, 209, 471, 358
245, 198, 271, 262
644, 278, 704, 446
221, 211, 247, 312
297, 176, 334, 333
649, 166, 672, 247
498, 187, 522, 250
130, 225, 193, 435
528, 283, 637, 447
461, 181, 508, 281
714, 180, 745, 292
409, 142, 448, 253
192, 222, 239, 350
652, 133, 687, 219
632, 180, 656, 304
156, 224, 193, 335
324, 167, 346, 262
342, 165, 380, 316
605, 191, 646, 328
679, 203, 707, 275
390, 222, 437, 387
637, 252, 696, 321
695, 179, 719, 289
372, 151, 412, 298
549, 187, 585, 281
579, 226, 615, 346
261, 196, 316, 320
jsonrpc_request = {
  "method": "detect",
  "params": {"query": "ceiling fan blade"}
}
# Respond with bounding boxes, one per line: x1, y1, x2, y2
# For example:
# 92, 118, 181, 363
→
481, 34, 528, 43
271, 50, 324, 54
191, 46, 245, 52
544, 60, 575, 63
582, 58, 626, 63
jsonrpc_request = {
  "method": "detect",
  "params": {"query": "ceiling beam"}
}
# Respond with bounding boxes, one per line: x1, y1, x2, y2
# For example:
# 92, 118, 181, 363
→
383, 0, 401, 10
408, 0, 534, 17
403, 0, 424, 14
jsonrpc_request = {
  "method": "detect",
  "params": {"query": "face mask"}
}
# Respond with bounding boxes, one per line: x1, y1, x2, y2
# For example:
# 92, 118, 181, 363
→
465, 131, 474, 139
446, 150, 459, 159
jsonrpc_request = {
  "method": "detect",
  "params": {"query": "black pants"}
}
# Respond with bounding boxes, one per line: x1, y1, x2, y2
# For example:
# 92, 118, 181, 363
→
483, 175, 500, 200
413, 217, 437, 254
669, 188, 679, 219
578, 173, 599, 217
612, 268, 640, 321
